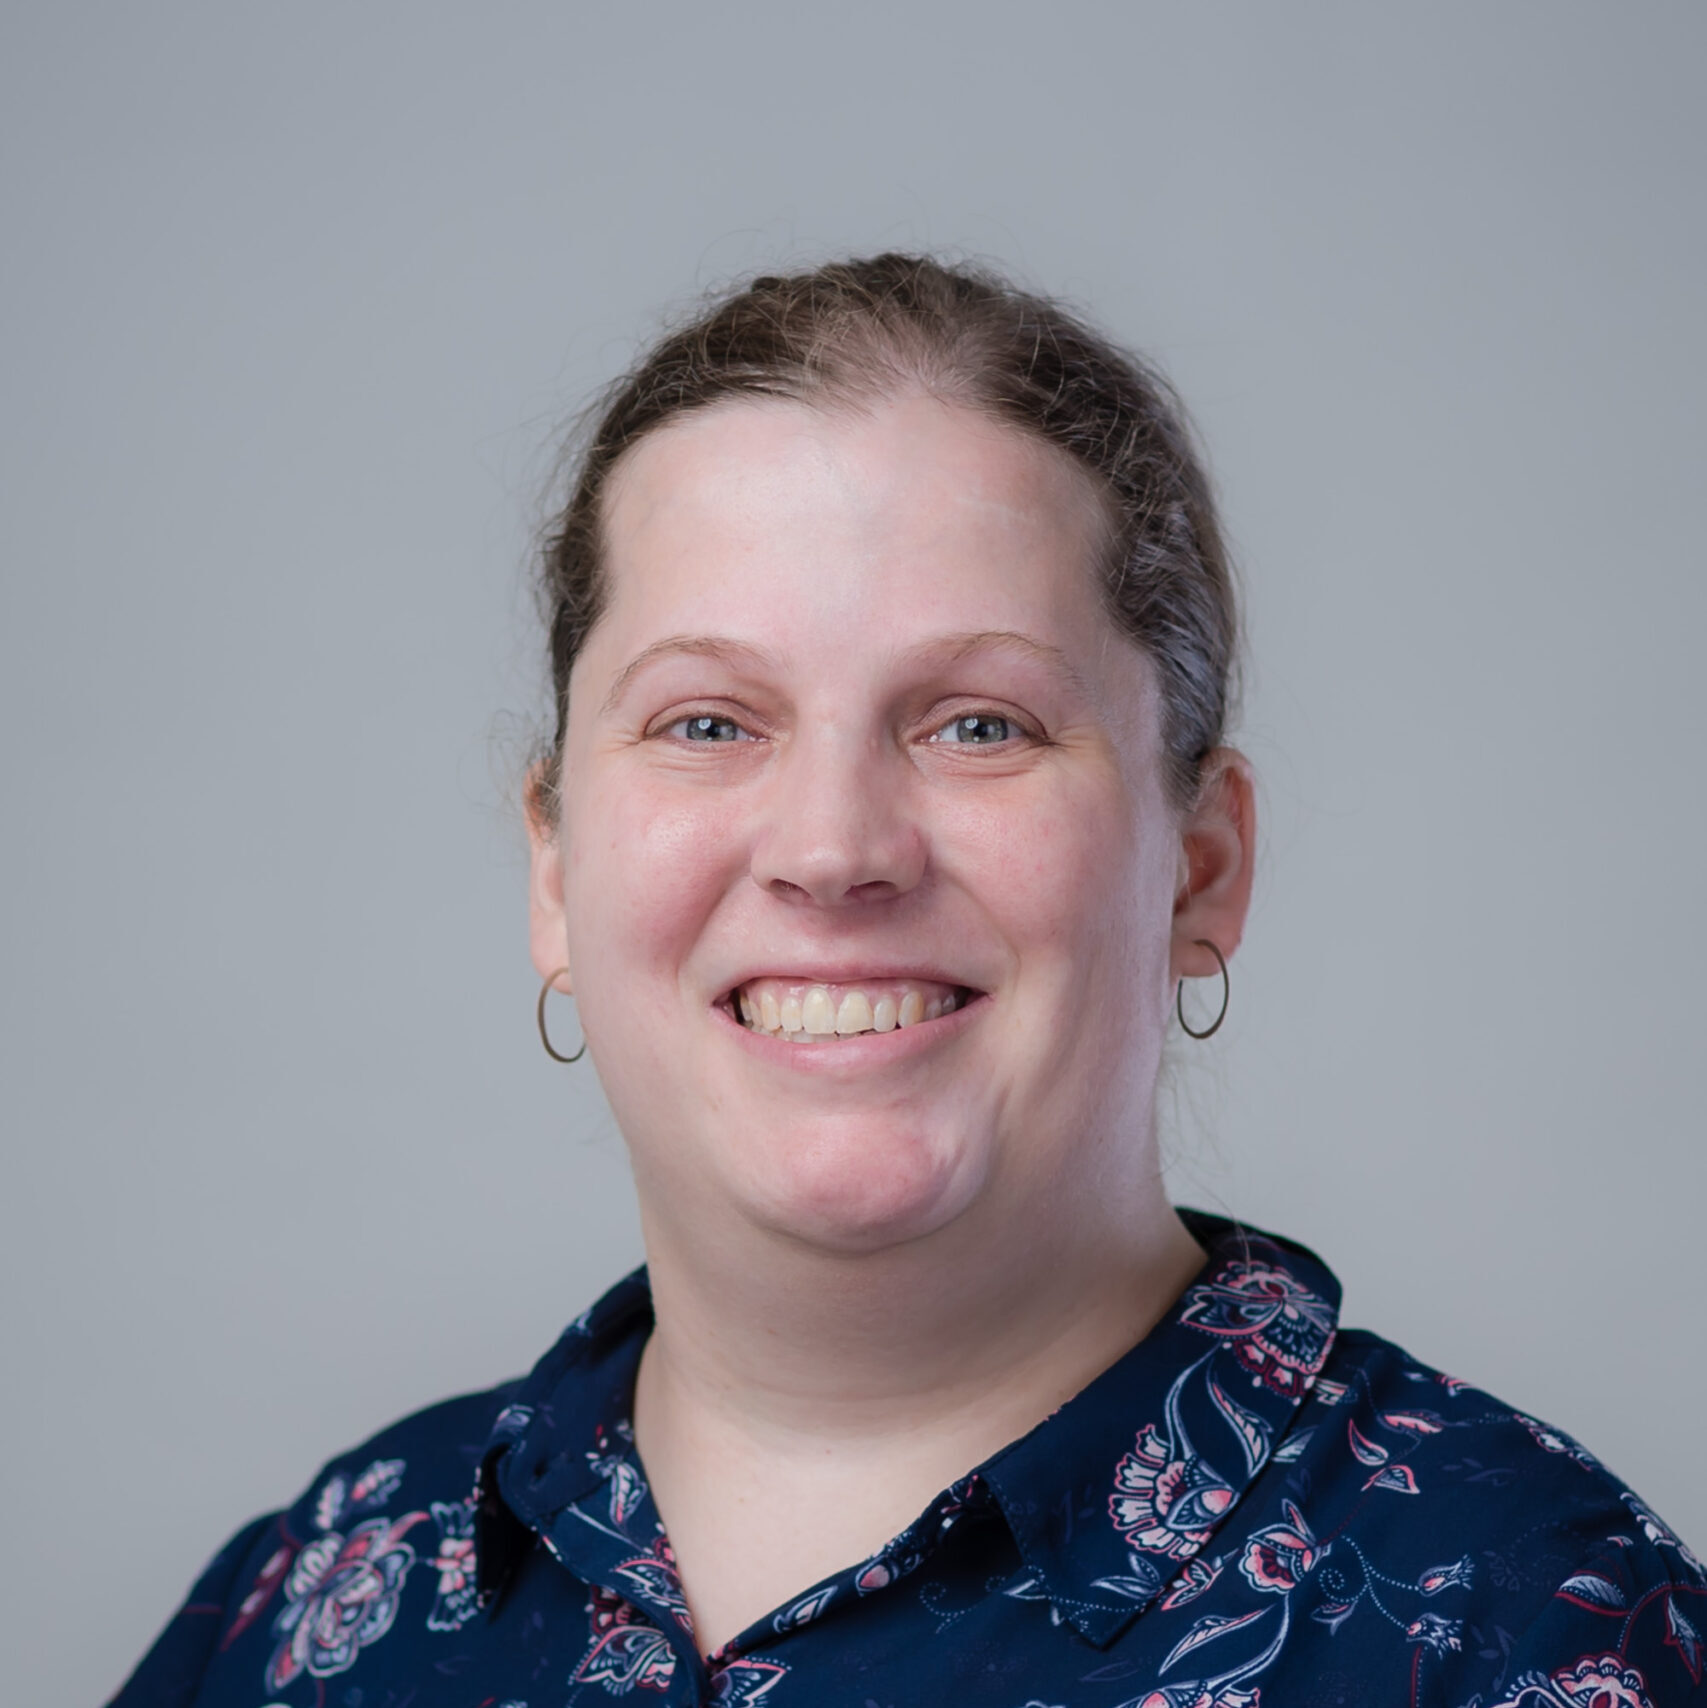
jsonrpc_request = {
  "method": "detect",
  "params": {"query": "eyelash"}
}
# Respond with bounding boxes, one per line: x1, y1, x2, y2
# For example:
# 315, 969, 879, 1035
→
657, 709, 1030, 747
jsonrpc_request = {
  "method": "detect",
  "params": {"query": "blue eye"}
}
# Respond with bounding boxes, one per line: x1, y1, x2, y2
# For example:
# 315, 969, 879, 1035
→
672, 714, 747, 742
933, 713, 1013, 745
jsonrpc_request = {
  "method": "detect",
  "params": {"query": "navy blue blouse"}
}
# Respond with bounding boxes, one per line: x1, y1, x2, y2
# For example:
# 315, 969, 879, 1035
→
112, 1212, 1704, 1708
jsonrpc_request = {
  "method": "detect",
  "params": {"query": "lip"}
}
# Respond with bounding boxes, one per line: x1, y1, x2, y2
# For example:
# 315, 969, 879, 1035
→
711, 986, 988, 1075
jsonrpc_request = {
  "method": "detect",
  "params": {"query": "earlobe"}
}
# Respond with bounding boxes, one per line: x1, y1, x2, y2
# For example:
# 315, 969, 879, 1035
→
1176, 938, 1231, 1037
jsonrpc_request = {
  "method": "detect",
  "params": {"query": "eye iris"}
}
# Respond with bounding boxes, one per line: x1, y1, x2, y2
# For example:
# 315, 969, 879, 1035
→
685, 716, 736, 741
958, 714, 1008, 743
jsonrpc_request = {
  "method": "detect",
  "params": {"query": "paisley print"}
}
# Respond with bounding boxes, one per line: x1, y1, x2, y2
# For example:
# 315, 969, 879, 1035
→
573, 1583, 678, 1694
109, 1213, 1705, 1708
1111, 1420, 1229, 1560
425, 1498, 478, 1632
265, 1513, 425, 1689
1177, 1259, 1335, 1397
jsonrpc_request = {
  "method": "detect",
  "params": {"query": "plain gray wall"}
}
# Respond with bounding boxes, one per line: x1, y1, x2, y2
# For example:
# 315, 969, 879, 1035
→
3, 3, 1702, 1697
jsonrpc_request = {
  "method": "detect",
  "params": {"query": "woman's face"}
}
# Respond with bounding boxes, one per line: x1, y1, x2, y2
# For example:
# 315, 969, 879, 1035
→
530, 392, 1250, 1255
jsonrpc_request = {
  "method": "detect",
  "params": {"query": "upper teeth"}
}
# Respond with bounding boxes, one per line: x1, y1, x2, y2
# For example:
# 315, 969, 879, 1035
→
735, 979, 962, 1042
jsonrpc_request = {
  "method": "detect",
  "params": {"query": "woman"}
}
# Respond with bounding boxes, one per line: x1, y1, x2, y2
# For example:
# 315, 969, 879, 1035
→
112, 256, 1703, 1707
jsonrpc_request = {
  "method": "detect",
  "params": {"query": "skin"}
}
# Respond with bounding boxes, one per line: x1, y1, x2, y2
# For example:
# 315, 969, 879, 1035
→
527, 390, 1256, 1653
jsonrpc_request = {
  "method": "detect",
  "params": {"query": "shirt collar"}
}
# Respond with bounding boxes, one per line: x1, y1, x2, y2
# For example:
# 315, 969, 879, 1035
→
978, 1209, 1340, 1644
473, 1269, 655, 1608
473, 1211, 1340, 1648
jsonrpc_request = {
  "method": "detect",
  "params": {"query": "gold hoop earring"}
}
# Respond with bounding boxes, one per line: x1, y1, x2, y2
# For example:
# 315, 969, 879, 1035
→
537, 968, 587, 1064
1176, 939, 1230, 1040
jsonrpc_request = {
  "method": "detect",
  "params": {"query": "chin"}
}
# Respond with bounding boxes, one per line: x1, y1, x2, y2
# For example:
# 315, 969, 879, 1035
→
736, 1117, 991, 1254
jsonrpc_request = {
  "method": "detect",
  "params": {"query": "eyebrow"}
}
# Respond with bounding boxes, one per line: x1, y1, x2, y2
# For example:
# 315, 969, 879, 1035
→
599, 627, 1086, 717
933, 628, 1085, 688
600, 635, 782, 716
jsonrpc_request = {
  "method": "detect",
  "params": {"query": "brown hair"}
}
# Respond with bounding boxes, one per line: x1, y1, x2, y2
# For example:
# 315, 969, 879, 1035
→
535, 253, 1239, 813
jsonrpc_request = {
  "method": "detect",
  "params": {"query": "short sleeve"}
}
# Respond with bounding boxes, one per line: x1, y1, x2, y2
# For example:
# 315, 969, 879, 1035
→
1485, 1536, 1707, 1706
105, 1511, 280, 1708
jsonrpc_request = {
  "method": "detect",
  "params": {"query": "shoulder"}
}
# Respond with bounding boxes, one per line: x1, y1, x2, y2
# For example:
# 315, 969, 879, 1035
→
1317, 1326, 1684, 1551
1298, 1326, 1705, 1702
108, 1377, 524, 1708
275, 1375, 523, 1539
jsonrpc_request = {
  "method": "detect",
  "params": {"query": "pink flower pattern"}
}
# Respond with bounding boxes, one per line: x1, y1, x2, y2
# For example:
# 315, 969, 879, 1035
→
107, 1221, 1704, 1708
1111, 1422, 1232, 1560
1177, 1261, 1335, 1398
1237, 1500, 1323, 1595
573, 1581, 679, 1694
426, 1497, 478, 1631
1488, 1651, 1656, 1708
265, 1513, 425, 1689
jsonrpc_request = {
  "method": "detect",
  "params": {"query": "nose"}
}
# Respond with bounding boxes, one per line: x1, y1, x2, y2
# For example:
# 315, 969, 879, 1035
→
748, 727, 927, 907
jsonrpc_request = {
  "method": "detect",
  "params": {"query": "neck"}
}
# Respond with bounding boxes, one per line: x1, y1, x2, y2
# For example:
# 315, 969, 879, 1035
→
627, 1166, 1204, 1652
635, 1181, 1203, 1444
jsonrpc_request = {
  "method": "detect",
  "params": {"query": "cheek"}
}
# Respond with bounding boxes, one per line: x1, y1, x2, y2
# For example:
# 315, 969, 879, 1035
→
563, 769, 748, 982
943, 778, 1166, 959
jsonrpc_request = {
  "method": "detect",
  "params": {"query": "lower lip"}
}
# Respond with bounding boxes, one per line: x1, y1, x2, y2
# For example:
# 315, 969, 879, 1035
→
712, 993, 986, 1073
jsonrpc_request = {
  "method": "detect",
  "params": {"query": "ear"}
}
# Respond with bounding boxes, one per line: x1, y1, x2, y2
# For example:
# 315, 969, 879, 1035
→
526, 761, 572, 989
1170, 748, 1257, 983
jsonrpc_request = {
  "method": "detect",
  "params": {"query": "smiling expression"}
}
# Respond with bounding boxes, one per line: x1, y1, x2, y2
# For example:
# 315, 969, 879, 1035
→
530, 391, 1198, 1254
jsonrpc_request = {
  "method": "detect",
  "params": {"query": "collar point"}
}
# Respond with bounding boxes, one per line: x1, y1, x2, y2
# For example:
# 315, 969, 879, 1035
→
1058, 1596, 1148, 1650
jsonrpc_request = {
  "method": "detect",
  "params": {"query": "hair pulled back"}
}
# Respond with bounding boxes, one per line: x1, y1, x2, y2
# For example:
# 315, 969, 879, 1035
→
537, 253, 1238, 812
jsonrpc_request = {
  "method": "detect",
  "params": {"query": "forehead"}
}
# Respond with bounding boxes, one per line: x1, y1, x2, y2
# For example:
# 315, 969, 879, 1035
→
596, 392, 1115, 642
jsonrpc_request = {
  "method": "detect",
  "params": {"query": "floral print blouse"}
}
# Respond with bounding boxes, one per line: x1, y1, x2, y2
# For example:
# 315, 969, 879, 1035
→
110, 1212, 1704, 1708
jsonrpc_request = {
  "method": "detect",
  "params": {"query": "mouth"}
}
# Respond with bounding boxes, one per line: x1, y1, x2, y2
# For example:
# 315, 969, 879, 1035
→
721, 976, 981, 1044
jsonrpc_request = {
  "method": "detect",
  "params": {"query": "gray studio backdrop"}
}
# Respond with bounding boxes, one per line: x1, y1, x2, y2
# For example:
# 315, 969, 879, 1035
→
3, 3, 1702, 1697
